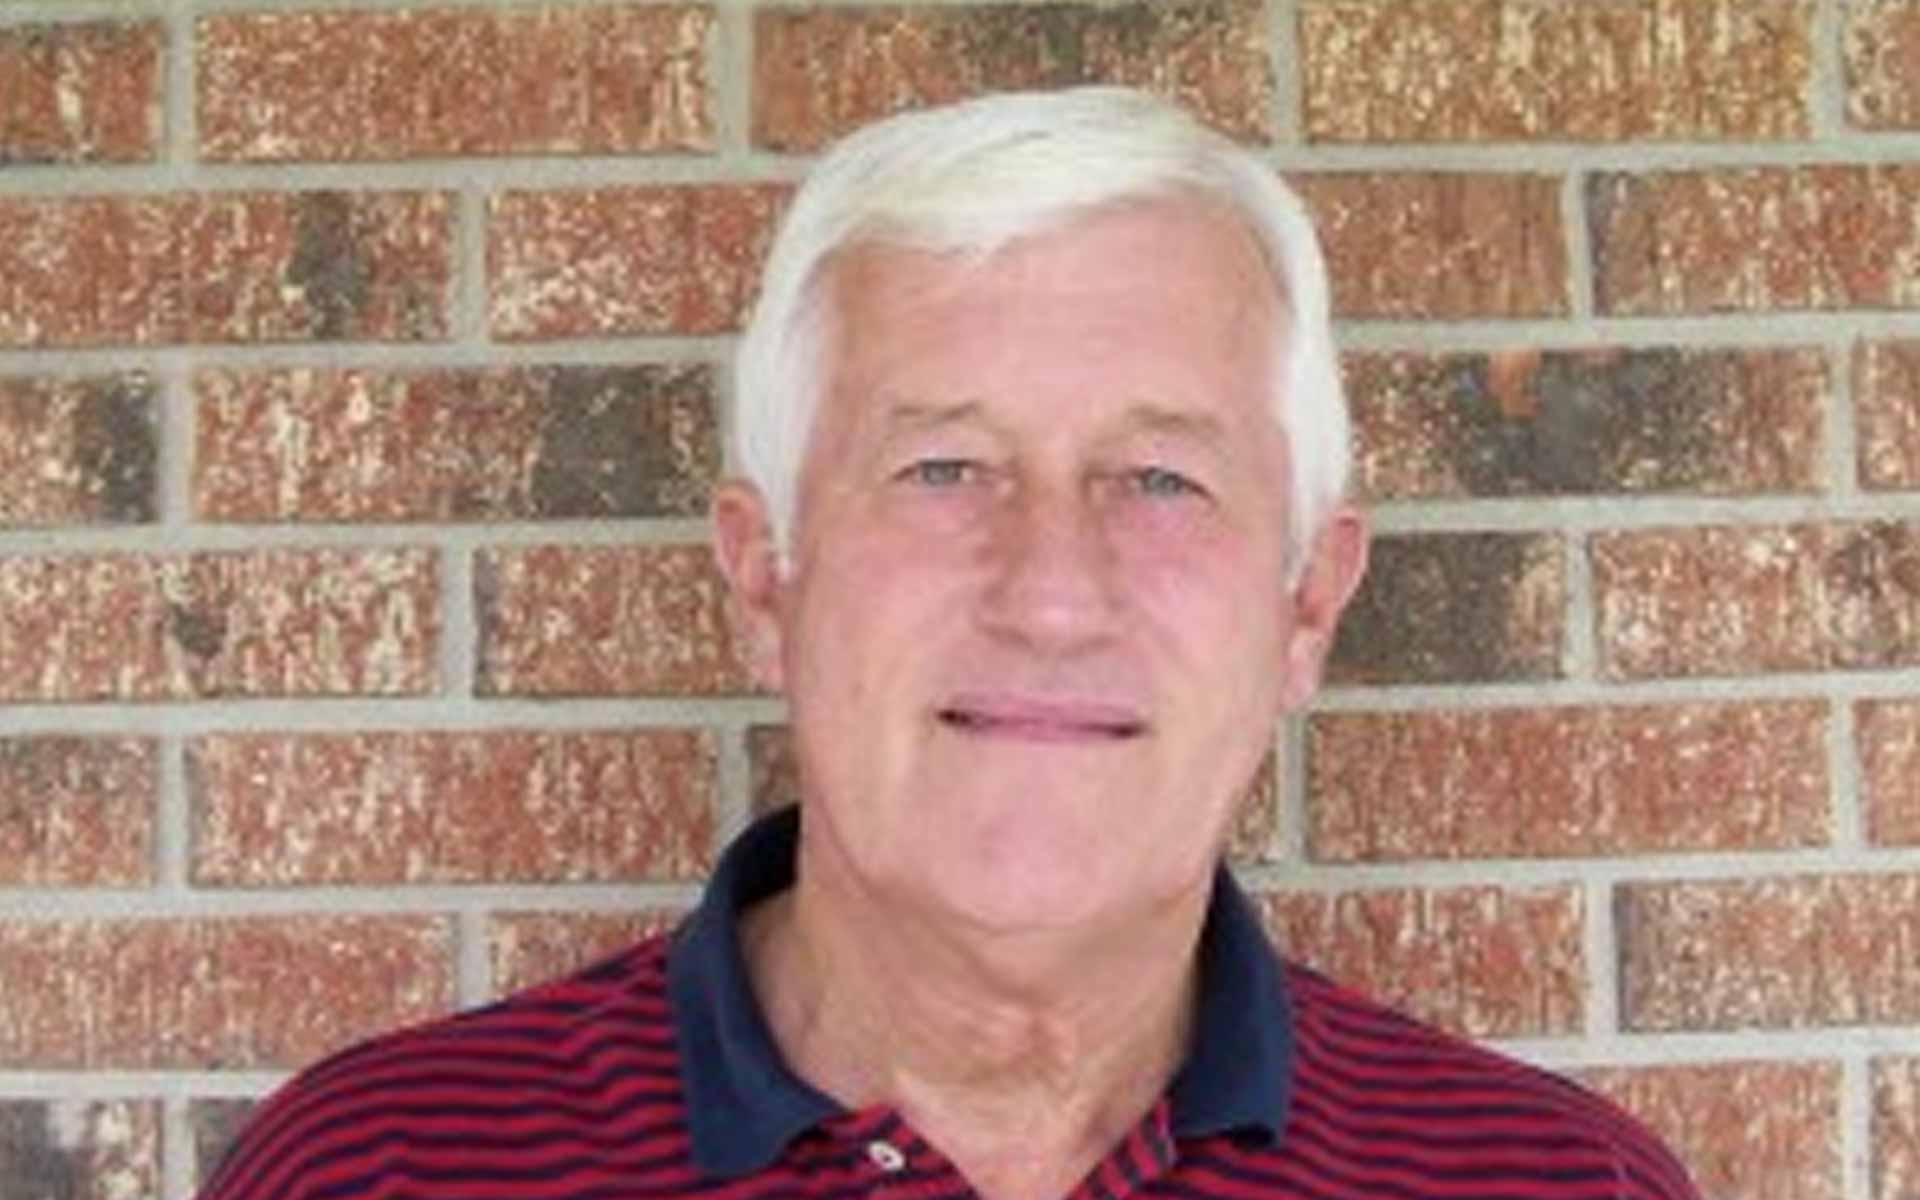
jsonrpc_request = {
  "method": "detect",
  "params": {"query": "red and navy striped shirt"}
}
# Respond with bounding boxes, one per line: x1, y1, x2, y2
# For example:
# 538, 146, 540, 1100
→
199, 808, 1701, 1199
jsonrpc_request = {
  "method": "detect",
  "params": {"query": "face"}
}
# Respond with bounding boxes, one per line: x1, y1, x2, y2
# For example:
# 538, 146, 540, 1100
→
716, 200, 1366, 936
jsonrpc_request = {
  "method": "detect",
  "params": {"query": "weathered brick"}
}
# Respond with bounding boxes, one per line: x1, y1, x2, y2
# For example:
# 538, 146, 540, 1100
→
0, 374, 155, 526
751, 1, 1270, 150
1619, 873, 1920, 1030
1855, 340, 1920, 490
0, 21, 162, 163
1292, 173, 1567, 318
1847, 0, 1920, 129
1259, 884, 1583, 1038
1593, 522, 1920, 679
189, 1099, 253, 1192
1858, 699, 1920, 846
198, 5, 712, 162
1877, 1058, 1920, 1200
0, 916, 452, 1068
1301, 0, 1810, 143
190, 729, 717, 885
1347, 347, 1826, 501
1591, 167, 1920, 314
1330, 531, 1564, 684
0, 1099, 160, 1200
475, 544, 749, 697
0, 192, 451, 348
0, 548, 438, 702
747, 723, 1282, 864
1580, 1062, 1840, 1200
1309, 701, 1829, 862
193, 365, 719, 522
0, 736, 154, 886
489, 910, 683, 996
488, 185, 784, 340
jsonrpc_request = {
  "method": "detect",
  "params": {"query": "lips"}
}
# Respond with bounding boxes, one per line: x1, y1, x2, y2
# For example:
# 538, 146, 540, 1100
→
935, 694, 1147, 741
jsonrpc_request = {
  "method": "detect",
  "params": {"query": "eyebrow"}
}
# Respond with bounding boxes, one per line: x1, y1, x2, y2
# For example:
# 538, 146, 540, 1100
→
1113, 403, 1230, 446
878, 399, 988, 433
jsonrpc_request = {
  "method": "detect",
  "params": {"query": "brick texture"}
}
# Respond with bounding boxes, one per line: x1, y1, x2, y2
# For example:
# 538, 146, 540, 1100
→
1592, 522, 1920, 679
0, 21, 162, 164
1292, 172, 1567, 318
1590, 166, 1920, 314
1619, 873, 1920, 1030
0, 192, 451, 348
197, 5, 713, 161
1855, 340, 1920, 491
0, 548, 438, 703
189, 1100, 253, 1193
1308, 701, 1829, 862
0, 736, 155, 886
190, 729, 717, 885
1346, 347, 1827, 501
752, 1, 1271, 150
193, 365, 720, 522
1330, 531, 1564, 684
1847, 0, 1920, 129
0, 1099, 160, 1200
0, 374, 156, 526
488, 185, 786, 340
1301, 0, 1811, 143
1259, 884, 1583, 1038
1878, 1057, 1920, 1200
489, 910, 685, 996
475, 544, 749, 697
1859, 699, 1920, 846
1580, 1062, 1841, 1200
0, 916, 452, 1068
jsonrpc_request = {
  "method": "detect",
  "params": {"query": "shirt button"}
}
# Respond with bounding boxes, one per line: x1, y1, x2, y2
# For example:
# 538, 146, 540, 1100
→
866, 1139, 907, 1172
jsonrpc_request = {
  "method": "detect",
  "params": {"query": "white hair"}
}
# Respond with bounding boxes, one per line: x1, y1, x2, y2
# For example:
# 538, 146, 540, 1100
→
733, 86, 1349, 575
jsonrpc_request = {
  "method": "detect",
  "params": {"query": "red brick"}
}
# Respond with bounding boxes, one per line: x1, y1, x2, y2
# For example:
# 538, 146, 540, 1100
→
189, 1099, 254, 1192
1580, 1062, 1841, 1200
1347, 347, 1827, 501
1877, 1057, 1920, 1200
1301, 0, 1810, 143
0, 21, 162, 163
489, 910, 684, 996
1292, 173, 1568, 318
475, 544, 749, 697
0, 548, 438, 702
1331, 532, 1564, 684
751, 1, 1271, 151
0, 916, 452, 1068
487, 186, 785, 340
0, 374, 155, 526
1259, 884, 1583, 1038
0, 1099, 160, 1200
1619, 873, 1920, 1030
193, 365, 719, 522
198, 5, 712, 162
1855, 340, 1920, 490
1847, 0, 1920, 129
1590, 166, 1920, 314
0, 736, 154, 886
1859, 699, 1920, 846
0, 192, 451, 348
1592, 522, 1920, 679
190, 729, 717, 885
1309, 701, 1829, 862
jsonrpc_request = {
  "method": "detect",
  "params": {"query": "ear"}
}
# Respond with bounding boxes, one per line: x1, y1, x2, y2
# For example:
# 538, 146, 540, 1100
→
711, 479, 788, 692
1277, 505, 1369, 712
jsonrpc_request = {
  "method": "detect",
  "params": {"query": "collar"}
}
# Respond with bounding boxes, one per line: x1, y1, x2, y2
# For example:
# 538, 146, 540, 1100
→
667, 806, 1294, 1177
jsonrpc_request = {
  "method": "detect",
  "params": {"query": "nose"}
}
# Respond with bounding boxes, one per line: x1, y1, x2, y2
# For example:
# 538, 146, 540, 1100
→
976, 480, 1123, 653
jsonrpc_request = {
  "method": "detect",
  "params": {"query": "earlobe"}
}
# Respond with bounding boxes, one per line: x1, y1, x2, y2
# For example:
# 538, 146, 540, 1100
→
711, 480, 787, 691
1278, 506, 1369, 712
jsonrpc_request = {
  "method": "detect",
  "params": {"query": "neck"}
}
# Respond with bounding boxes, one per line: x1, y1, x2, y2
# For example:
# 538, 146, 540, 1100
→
740, 832, 1212, 1200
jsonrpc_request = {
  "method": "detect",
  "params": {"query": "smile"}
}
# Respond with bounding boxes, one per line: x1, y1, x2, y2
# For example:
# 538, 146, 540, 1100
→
935, 696, 1147, 741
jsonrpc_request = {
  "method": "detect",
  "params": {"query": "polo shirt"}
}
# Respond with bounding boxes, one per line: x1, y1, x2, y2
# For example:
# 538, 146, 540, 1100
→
198, 807, 1701, 1199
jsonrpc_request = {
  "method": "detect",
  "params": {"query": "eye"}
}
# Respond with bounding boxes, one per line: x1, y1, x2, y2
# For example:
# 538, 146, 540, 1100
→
896, 458, 981, 487
1130, 466, 1205, 498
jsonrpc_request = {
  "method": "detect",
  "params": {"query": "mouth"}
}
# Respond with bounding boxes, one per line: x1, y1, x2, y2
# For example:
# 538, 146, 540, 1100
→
935, 696, 1148, 742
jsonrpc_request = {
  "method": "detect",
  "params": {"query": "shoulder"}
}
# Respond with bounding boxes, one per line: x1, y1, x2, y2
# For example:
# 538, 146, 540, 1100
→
196, 934, 679, 1200
1281, 962, 1702, 1200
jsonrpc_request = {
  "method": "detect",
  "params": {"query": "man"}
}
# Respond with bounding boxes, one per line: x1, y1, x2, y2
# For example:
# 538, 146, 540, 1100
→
200, 88, 1700, 1200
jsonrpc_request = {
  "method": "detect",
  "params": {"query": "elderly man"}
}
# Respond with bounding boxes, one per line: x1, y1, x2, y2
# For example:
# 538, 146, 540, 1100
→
200, 89, 1699, 1200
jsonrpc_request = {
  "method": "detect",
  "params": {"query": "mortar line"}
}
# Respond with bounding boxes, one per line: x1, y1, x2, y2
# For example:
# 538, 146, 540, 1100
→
1840, 1051, 1872, 1200
1267, 0, 1300, 147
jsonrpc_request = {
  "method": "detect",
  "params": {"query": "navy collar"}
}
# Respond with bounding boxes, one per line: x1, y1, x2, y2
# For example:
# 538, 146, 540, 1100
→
667, 806, 1294, 1177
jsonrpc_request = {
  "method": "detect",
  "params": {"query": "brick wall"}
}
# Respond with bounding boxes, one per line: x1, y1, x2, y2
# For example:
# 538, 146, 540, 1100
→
0, 1, 1916, 1197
